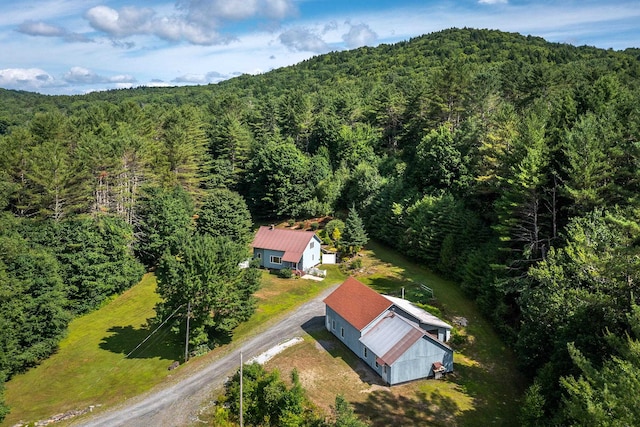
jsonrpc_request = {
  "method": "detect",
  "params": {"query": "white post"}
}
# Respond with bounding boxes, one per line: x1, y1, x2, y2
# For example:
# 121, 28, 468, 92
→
402, 287, 405, 299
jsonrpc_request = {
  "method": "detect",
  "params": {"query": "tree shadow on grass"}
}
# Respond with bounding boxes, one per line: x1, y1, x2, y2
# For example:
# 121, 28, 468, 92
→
301, 316, 387, 386
447, 361, 522, 426
99, 323, 183, 361
353, 388, 460, 427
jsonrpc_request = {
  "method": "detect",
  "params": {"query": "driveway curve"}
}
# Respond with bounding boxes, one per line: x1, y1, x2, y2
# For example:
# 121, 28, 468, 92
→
72, 283, 340, 427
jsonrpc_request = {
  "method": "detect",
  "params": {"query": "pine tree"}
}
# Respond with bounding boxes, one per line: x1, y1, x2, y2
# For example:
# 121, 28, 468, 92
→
155, 234, 260, 347
342, 207, 368, 256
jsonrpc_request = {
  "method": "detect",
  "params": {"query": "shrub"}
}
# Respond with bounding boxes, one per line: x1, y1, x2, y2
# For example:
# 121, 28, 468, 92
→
287, 219, 295, 227
278, 268, 293, 279
311, 221, 320, 230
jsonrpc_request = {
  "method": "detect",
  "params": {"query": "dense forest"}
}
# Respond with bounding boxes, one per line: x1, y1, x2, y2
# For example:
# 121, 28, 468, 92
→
1, 28, 640, 424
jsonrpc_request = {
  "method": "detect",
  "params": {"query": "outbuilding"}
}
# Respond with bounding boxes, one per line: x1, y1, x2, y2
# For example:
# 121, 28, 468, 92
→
324, 277, 454, 385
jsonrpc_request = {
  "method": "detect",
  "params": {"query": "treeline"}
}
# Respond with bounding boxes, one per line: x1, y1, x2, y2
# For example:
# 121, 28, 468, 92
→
1, 27, 640, 423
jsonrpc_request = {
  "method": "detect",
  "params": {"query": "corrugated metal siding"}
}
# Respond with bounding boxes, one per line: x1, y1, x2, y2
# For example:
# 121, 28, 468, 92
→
389, 337, 453, 385
325, 306, 363, 355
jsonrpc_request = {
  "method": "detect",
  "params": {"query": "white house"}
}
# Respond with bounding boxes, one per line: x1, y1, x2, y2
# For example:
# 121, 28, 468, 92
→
251, 226, 322, 274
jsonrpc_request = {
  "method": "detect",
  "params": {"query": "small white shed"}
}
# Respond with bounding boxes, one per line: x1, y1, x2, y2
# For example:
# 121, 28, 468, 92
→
322, 249, 336, 265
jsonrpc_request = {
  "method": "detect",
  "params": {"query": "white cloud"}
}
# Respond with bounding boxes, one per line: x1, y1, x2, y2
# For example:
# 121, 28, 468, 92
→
0, 68, 58, 90
171, 70, 233, 84
82, 0, 297, 46
177, 0, 296, 26
172, 73, 207, 84
16, 19, 93, 42
279, 27, 330, 53
85, 5, 156, 38
478, 0, 508, 4
17, 20, 66, 37
342, 23, 378, 48
63, 66, 136, 85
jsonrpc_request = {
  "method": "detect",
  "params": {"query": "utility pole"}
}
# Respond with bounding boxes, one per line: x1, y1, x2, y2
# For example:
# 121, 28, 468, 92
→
184, 301, 191, 362
240, 351, 244, 427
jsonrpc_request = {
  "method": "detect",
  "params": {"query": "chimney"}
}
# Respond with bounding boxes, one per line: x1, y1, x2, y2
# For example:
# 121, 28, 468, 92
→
269, 224, 274, 230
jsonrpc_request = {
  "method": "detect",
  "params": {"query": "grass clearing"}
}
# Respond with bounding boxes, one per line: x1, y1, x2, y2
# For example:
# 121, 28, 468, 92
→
231, 265, 346, 340
2, 266, 346, 426
2, 273, 184, 426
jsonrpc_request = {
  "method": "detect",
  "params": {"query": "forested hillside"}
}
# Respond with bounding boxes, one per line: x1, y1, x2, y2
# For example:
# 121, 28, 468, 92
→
1, 28, 640, 424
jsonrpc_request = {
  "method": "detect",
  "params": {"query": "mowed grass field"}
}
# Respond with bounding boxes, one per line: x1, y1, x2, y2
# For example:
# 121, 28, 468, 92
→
2, 273, 184, 426
2, 267, 345, 426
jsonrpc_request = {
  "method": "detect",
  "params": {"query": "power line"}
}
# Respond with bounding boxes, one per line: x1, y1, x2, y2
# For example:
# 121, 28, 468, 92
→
126, 304, 184, 358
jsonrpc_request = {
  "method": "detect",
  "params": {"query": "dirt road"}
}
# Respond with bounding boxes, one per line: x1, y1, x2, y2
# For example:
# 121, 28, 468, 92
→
72, 283, 339, 427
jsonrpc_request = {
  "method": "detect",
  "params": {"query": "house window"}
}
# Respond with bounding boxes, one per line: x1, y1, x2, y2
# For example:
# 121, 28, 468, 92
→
383, 365, 387, 374
363, 347, 368, 358
310, 241, 314, 249
270, 255, 282, 264
332, 319, 336, 330
312, 254, 314, 261
375, 361, 379, 369
257, 253, 262, 259
340, 327, 344, 338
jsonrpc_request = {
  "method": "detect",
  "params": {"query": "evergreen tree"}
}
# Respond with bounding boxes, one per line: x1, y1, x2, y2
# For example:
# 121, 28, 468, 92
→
341, 207, 368, 255
155, 234, 260, 347
196, 188, 253, 244
332, 394, 369, 427
561, 305, 640, 426
136, 185, 194, 267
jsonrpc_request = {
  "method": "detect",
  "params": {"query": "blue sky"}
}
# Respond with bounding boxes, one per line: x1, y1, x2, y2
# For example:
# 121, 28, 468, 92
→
1, 0, 639, 95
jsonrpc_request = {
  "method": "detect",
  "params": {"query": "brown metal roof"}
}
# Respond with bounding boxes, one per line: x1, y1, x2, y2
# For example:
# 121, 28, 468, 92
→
251, 226, 318, 263
378, 325, 424, 366
362, 312, 453, 367
323, 277, 392, 330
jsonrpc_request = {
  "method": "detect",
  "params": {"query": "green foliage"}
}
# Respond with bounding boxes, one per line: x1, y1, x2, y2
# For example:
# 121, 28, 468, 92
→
2, 27, 640, 424
196, 188, 253, 244
136, 185, 194, 266
341, 208, 368, 256
325, 219, 344, 243
412, 124, 471, 193
561, 305, 640, 425
278, 268, 293, 279
0, 373, 8, 422
53, 215, 144, 313
520, 382, 546, 427
155, 234, 261, 347
331, 395, 368, 427
245, 139, 313, 218
223, 363, 323, 427
0, 214, 71, 379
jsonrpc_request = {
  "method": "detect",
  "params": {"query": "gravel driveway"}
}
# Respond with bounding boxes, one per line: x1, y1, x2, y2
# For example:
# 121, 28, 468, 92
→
72, 283, 340, 427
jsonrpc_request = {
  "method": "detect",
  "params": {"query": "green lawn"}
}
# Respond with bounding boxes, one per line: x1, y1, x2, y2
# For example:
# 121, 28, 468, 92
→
2, 273, 183, 426
2, 267, 346, 426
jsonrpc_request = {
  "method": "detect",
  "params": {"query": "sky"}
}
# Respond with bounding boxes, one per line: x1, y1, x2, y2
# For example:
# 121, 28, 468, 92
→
1, 0, 639, 95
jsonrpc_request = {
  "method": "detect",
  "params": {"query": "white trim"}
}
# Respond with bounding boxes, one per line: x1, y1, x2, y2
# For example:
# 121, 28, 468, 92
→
270, 255, 282, 264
